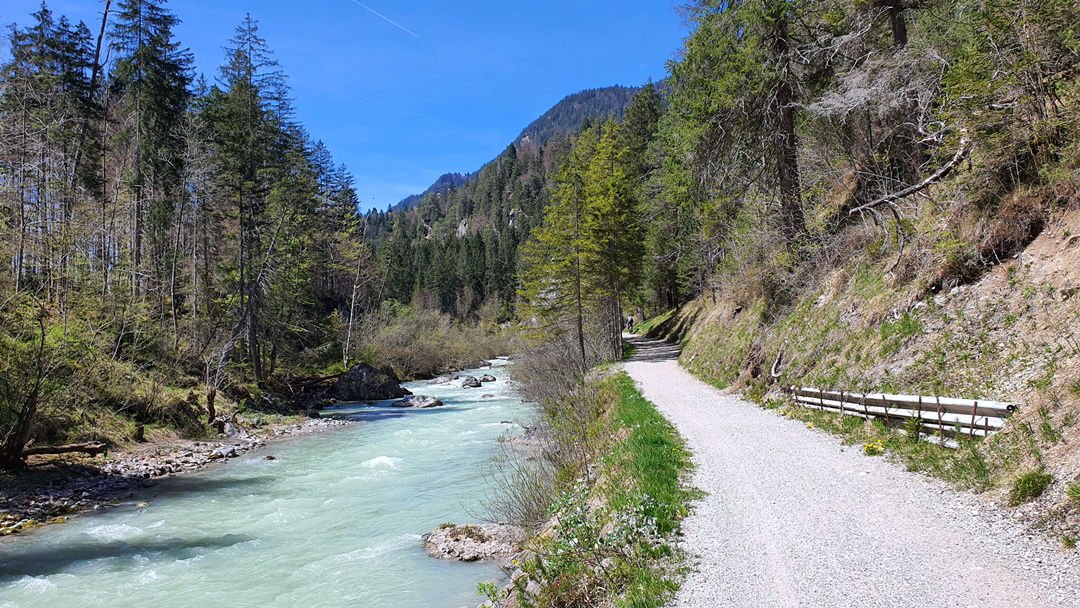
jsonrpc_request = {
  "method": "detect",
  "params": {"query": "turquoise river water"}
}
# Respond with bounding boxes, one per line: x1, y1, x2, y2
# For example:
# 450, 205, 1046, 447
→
0, 361, 528, 607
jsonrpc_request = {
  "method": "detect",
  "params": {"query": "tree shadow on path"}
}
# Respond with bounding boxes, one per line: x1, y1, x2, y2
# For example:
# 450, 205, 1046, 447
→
626, 336, 681, 363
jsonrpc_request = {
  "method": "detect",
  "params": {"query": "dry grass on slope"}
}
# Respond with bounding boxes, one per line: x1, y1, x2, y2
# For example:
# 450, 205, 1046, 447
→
646, 207, 1080, 543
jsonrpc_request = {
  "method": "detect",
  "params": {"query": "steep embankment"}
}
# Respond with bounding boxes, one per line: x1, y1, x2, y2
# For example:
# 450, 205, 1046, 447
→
624, 336, 1079, 608
648, 208, 1080, 537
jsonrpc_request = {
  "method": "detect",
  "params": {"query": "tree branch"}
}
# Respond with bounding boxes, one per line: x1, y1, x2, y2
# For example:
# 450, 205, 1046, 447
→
849, 129, 971, 216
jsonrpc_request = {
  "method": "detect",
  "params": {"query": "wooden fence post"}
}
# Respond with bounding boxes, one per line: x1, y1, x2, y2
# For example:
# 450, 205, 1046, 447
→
970, 400, 978, 438
936, 396, 945, 446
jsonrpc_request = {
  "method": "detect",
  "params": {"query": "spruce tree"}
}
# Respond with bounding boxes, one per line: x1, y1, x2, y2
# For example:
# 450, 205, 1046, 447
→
109, 0, 193, 300
582, 120, 644, 358
520, 127, 600, 370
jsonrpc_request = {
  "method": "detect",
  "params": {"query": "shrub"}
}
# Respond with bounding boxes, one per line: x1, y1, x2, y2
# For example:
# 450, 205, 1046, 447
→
362, 303, 510, 380
1067, 483, 1080, 507
1008, 470, 1053, 506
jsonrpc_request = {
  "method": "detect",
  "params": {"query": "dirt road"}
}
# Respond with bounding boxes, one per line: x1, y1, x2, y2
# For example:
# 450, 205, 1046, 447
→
623, 336, 1079, 608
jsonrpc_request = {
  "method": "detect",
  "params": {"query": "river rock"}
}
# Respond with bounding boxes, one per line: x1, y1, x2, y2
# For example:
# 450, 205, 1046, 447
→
393, 395, 444, 409
479, 374, 497, 383
333, 364, 411, 401
424, 523, 525, 562
460, 376, 482, 389
210, 445, 238, 460
223, 421, 249, 440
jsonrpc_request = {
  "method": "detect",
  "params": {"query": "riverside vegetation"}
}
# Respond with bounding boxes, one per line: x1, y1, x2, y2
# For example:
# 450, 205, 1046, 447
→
477, 365, 695, 608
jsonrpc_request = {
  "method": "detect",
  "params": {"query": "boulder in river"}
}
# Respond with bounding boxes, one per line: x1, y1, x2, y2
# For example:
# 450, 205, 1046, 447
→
479, 374, 497, 383
333, 364, 411, 402
393, 395, 444, 409
460, 376, 482, 389
424, 523, 525, 562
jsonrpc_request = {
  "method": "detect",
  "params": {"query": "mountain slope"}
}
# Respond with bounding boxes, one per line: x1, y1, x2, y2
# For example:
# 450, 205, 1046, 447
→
516, 85, 640, 145
391, 85, 640, 212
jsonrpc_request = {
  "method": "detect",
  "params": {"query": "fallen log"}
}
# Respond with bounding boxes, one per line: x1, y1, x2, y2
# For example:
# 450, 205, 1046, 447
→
22, 441, 108, 457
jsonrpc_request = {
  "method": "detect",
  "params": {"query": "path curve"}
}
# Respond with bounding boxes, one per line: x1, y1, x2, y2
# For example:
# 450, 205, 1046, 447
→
623, 336, 1079, 608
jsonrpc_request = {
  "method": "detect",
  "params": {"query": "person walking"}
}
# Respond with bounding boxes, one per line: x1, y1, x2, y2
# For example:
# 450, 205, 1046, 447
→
626, 314, 635, 334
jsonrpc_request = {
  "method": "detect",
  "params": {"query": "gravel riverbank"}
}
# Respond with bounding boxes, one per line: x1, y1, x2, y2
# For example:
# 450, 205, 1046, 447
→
0, 417, 354, 537
623, 336, 1080, 608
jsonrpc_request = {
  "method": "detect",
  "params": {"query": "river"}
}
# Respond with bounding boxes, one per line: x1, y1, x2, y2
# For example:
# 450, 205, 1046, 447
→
0, 361, 527, 607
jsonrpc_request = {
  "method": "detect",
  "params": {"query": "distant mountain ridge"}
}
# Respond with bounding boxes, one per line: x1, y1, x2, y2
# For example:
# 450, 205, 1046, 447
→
391, 172, 471, 212
392, 85, 640, 211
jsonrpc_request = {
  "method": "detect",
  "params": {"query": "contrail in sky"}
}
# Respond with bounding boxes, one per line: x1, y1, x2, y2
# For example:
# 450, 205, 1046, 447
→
348, 0, 421, 39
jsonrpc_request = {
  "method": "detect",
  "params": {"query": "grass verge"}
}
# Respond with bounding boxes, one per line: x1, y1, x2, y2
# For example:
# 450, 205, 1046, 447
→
635, 310, 675, 337
491, 373, 696, 608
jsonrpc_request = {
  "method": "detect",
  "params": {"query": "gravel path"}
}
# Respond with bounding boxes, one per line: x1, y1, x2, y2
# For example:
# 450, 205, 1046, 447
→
623, 336, 1080, 608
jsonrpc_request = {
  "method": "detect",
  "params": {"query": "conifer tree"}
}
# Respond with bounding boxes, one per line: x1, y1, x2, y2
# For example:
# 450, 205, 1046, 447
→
582, 120, 643, 358
204, 13, 292, 383
520, 127, 600, 370
109, 0, 192, 300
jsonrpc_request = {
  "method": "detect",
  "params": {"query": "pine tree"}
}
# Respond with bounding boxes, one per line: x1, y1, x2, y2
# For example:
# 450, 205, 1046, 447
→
109, 0, 193, 301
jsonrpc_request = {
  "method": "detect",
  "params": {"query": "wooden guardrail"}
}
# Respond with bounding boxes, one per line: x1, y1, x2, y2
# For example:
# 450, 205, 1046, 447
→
788, 386, 1018, 448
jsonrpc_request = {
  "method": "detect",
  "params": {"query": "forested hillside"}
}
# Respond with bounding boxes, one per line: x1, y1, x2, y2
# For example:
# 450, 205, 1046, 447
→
515, 85, 640, 145
0, 1, 468, 467
391, 172, 471, 212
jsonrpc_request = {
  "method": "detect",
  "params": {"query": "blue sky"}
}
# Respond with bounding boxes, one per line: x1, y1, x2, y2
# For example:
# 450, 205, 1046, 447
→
2, 1, 687, 210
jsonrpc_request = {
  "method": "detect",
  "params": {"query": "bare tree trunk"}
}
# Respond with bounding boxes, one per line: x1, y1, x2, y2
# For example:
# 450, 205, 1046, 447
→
22, 442, 107, 457
771, 8, 804, 245
343, 251, 365, 368
575, 271, 586, 372
768, 12, 805, 244
170, 194, 185, 349
16, 185, 27, 294
247, 282, 262, 383
888, 2, 908, 48
776, 77, 804, 241
574, 197, 587, 372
